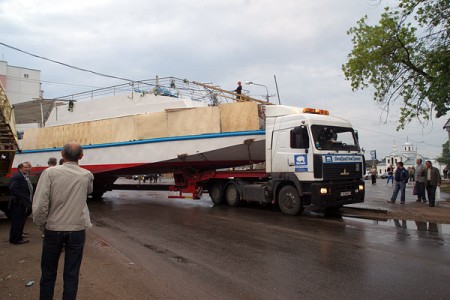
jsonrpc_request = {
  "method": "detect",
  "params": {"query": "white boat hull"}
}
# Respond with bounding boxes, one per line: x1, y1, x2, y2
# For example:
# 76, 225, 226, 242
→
14, 131, 266, 177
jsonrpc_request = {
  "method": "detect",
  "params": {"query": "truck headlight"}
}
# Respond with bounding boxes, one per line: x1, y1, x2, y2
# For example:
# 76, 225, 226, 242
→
359, 184, 364, 191
320, 187, 328, 194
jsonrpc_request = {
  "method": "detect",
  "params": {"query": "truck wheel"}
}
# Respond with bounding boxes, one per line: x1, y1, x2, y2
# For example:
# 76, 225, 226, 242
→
90, 191, 105, 200
0, 203, 10, 219
278, 185, 303, 216
225, 183, 240, 207
209, 182, 224, 205
1, 206, 30, 219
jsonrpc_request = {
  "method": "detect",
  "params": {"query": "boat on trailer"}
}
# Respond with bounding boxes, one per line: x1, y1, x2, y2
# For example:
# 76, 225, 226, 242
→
11, 78, 268, 196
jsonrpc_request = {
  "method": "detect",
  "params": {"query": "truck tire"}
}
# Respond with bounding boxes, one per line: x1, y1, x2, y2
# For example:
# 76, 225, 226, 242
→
278, 185, 303, 216
225, 183, 240, 207
90, 191, 105, 200
0, 203, 10, 219
209, 182, 224, 205
0, 206, 31, 219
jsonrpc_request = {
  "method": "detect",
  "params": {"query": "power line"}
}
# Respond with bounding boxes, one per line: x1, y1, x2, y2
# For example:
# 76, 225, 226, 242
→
0, 42, 134, 82
4, 74, 102, 89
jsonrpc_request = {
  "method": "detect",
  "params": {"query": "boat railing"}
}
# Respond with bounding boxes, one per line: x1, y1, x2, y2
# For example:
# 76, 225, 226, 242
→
52, 77, 269, 106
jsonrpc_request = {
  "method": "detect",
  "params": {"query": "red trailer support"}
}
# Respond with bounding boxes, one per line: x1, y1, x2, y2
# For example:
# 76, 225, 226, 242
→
168, 169, 268, 199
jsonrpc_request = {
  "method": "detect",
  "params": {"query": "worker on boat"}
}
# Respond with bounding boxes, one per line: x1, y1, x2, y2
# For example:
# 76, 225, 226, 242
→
234, 81, 242, 100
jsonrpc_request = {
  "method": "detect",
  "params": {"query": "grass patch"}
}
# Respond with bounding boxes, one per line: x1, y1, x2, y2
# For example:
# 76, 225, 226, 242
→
440, 185, 450, 201
441, 186, 450, 193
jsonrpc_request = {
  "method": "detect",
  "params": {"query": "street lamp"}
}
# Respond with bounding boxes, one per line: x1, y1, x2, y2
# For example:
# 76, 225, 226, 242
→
245, 81, 270, 103
416, 140, 424, 158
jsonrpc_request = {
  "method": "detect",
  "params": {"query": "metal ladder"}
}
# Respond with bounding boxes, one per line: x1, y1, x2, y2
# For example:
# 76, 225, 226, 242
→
0, 81, 19, 152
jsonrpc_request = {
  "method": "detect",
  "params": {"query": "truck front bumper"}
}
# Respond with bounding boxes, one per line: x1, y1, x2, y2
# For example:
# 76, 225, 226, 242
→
310, 180, 365, 208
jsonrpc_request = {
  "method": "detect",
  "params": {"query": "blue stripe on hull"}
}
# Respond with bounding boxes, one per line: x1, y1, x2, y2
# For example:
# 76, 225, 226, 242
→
19, 130, 266, 154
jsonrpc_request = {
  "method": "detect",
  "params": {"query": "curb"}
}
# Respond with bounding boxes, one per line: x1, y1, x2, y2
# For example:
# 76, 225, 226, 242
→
343, 206, 388, 213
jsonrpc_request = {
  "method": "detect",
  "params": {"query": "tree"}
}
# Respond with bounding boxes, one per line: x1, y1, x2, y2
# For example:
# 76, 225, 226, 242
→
342, 0, 449, 129
436, 141, 450, 167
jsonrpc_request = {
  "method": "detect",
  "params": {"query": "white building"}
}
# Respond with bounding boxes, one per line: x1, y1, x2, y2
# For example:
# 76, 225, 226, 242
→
0, 61, 53, 127
0, 60, 41, 105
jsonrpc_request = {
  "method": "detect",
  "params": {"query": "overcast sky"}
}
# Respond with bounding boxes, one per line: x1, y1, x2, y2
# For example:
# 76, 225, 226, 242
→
0, 0, 447, 160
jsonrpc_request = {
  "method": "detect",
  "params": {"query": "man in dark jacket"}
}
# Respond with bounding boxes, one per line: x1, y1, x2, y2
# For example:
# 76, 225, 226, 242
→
387, 162, 409, 204
9, 162, 33, 244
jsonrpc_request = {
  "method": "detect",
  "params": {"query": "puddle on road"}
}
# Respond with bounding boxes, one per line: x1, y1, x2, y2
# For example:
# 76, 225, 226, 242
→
342, 216, 450, 235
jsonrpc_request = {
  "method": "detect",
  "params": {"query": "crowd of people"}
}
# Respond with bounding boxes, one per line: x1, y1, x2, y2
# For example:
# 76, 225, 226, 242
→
381, 158, 442, 207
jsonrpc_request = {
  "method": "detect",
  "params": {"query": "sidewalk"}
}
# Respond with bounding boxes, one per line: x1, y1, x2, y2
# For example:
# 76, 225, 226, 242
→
342, 179, 450, 224
0, 217, 164, 299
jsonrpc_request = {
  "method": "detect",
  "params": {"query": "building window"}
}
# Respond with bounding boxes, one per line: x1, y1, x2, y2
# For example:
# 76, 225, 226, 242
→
24, 74, 29, 78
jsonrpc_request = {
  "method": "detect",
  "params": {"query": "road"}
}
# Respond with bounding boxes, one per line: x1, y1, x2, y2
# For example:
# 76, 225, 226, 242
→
87, 183, 450, 300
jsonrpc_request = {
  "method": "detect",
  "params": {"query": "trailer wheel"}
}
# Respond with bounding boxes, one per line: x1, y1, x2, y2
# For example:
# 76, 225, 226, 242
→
278, 185, 303, 216
209, 182, 224, 205
225, 183, 240, 207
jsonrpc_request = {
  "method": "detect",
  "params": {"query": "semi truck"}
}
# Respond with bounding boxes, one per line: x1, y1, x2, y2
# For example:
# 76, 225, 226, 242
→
1, 79, 365, 216
167, 105, 365, 215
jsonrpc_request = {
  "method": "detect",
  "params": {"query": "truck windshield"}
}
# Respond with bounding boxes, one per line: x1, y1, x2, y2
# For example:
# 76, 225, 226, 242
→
311, 125, 359, 151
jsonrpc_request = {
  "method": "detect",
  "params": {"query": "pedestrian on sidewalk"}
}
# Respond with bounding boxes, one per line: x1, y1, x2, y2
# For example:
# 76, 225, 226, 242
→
386, 164, 394, 186
32, 142, 94, 299
370, 166, 378, 185
387, 162, 409, 204
414, 158, 427, 203
424, 160, 441, 207
8, 162, 33, 244
409, 166, 415, 182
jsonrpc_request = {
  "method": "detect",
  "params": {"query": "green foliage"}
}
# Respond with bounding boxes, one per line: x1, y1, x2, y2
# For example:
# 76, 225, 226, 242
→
436, 141, 450, 166
343, 0, 449, 130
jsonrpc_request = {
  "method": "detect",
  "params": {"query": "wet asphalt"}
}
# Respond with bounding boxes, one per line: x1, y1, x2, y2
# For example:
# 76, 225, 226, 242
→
86, 180, 450, 299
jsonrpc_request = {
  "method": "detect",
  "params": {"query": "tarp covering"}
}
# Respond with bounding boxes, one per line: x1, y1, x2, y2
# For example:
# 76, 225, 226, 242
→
21, 102, 260, 150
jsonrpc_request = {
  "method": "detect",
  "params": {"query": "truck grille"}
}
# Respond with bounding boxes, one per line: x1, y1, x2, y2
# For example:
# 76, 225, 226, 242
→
322, 163, 362, 180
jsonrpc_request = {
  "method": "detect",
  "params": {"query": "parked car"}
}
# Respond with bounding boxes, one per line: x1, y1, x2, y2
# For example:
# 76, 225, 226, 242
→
364, 171, 371, 180
380, 172, 389, 179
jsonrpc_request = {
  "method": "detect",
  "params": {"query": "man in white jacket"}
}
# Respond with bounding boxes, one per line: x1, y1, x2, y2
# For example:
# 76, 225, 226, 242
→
33, 142, 94, 300
415, 158, 427, 203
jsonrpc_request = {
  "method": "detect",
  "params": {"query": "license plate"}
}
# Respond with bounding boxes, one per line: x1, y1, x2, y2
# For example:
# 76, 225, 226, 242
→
340, 191, 351, 196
